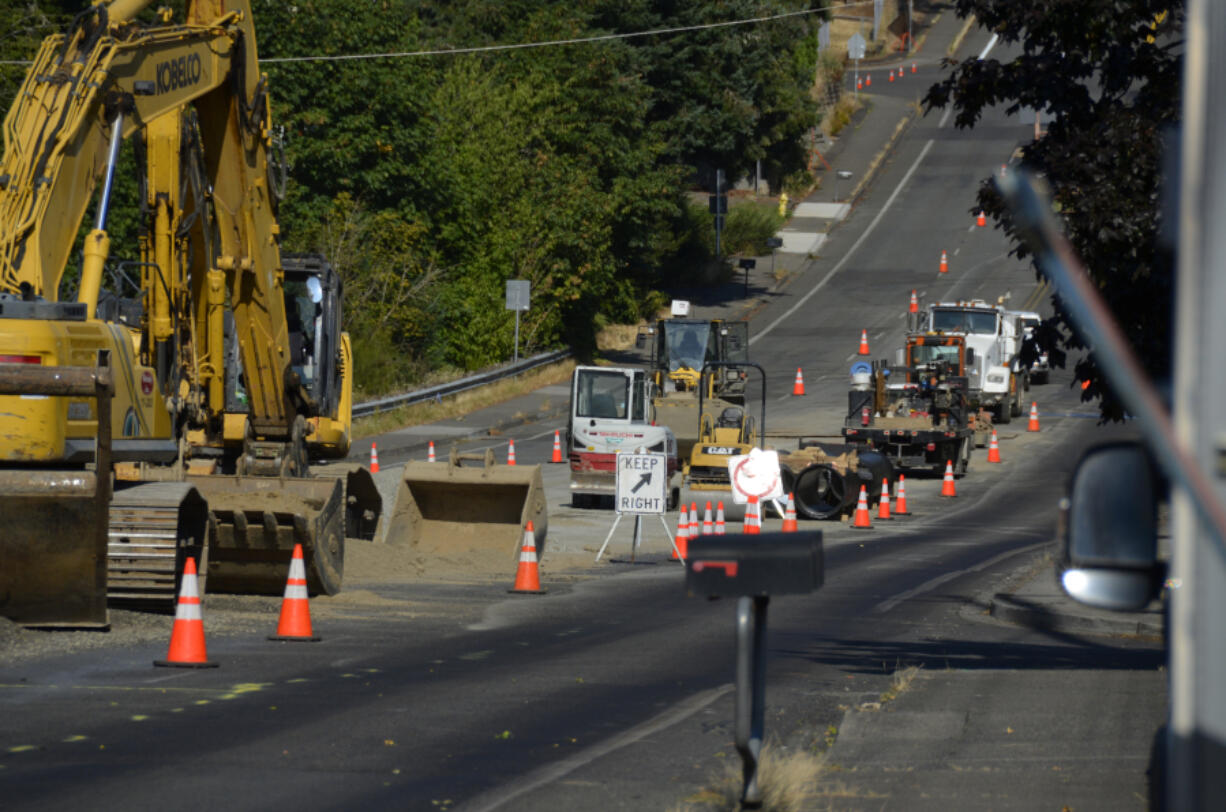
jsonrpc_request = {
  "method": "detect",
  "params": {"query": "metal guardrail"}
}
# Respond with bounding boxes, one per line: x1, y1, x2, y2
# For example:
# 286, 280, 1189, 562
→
351, 349, 571, 418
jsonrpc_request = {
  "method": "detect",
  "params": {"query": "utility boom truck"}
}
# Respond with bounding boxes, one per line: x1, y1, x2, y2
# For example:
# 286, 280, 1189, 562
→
566, 365, 680, 509
841, 333, 979, 474
925, 299, 1025, 423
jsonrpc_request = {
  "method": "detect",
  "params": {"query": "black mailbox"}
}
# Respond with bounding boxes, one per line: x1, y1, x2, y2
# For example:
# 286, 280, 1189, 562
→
686, 531, 823, 598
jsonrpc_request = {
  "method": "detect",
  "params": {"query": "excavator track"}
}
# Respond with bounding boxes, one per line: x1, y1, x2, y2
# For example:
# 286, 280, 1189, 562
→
107, 483, 209, 607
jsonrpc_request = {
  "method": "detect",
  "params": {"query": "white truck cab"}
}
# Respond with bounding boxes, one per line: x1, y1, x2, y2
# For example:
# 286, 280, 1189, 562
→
926, 299, 1025, 422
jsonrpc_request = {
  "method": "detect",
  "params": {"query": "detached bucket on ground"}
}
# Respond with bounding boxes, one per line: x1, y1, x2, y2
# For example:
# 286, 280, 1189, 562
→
386, 448, 548, 559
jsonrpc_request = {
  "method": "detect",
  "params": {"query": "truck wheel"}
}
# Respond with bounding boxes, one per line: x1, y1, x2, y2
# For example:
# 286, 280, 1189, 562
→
995, 402, 1012, 424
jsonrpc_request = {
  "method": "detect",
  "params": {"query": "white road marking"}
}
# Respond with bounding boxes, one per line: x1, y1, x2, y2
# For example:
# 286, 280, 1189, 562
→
464, 683, 734, 812
978, 34, 1000, 61
753, 139, 935, 347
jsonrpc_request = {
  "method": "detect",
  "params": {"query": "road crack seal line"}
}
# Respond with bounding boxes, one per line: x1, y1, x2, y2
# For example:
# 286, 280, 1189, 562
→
462, 683, 734, 812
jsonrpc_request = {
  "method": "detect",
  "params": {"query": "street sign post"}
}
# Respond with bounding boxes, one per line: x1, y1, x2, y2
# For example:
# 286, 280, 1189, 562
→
505, 279, 530, 363
848, 32, 866, 99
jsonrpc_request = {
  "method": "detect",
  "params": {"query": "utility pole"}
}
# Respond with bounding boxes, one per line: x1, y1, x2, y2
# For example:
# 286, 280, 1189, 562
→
1170, 1, 1226, 807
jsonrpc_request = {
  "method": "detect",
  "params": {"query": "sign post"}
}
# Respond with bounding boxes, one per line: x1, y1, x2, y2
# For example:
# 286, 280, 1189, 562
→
505, 280, 530, 363
848, 33, 866, 100
595, 450, 681, 562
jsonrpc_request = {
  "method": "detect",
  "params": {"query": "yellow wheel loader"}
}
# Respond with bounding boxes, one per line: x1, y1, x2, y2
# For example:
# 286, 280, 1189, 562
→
0, 0, 378, 626
637, 300, 751, 467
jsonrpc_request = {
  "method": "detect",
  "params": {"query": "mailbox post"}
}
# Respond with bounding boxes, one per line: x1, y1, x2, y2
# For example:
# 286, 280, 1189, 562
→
686, 532, 824, 808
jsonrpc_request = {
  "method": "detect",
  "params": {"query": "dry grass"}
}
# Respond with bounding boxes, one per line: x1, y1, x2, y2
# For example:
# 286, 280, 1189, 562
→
351, 359, 575, 439
596, 322, 646, 352
674, 745, 829, 812
821, 93, 864, 139
879, 664, 922, 704
828, 0, 903, 61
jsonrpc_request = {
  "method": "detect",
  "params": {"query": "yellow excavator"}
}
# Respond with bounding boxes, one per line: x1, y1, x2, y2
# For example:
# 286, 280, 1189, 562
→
0, 0, 379, 627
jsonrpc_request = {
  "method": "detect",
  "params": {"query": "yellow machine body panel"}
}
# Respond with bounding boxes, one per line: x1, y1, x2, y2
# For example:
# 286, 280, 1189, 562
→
0, 318, 168, 461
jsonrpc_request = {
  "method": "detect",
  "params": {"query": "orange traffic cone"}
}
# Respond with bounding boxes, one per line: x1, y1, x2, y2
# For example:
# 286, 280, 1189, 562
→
940, 460, 957, 498
743, 495, 761, 534
509, 522, 546, 594
909, 290, 918, 314
269, 544, 320, 641
1027, 402, 1041, 432
866, 73, 872, 87
793, 367, 806, 396
894, 474, 910, 515
369, 442, 380, 474
507, 438, 517, 466
428, 440, 436, 463
689, 502, 699, 540
889, 70, 895, 83
856, 77, 862, 91
898, 65, 904, 79
977, 210, 987, 227
551, 430, 564, 463
672, 504, 689, 560
911, 61, 917, 74
877, 478, 892, 520
702, 501, 713, 535
851, 485, 872, 529
939, 250, 948, 274
858, 330, 871, 355
987, 430, 1002, 463
781, 493, 798, 532
715, 502, 726, 535
154, 557, 217, 668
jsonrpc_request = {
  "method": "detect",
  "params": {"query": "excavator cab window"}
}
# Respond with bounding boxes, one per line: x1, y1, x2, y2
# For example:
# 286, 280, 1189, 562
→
283, 280, 321, 392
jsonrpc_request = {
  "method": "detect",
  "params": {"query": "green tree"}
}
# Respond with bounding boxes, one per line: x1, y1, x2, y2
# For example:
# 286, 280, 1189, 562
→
923, 1, 1182, 421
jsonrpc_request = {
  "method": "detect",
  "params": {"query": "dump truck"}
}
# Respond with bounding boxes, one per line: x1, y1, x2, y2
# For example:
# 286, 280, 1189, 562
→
637, 300, 751, 466
0, 0, 379, 626
925, 299, 1026, 423
565, 365, 680, 509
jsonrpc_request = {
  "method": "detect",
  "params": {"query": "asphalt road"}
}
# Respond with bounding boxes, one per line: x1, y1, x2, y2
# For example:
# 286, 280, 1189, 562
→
0, 28, 1165, 812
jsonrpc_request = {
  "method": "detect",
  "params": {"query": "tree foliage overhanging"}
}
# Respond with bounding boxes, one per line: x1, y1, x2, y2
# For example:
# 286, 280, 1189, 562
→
0, 0, 826, 394
923, 0, 1183, 422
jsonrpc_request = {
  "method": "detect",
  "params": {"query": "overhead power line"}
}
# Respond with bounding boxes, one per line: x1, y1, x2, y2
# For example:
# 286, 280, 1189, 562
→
0, 3, 859, 68
262, 4, 840, 64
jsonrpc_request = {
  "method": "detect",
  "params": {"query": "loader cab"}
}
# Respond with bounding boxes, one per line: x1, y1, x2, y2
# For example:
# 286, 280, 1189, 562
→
645, 313, 749, 401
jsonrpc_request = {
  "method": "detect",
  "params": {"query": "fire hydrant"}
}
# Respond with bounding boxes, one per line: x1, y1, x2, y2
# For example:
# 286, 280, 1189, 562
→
778, 192, 789, 218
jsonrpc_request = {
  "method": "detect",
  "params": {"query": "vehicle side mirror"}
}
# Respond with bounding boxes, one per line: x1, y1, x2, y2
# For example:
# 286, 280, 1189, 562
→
965, 348, 975, 366
1058, 441, 1163, 611
635, 330, 647, 349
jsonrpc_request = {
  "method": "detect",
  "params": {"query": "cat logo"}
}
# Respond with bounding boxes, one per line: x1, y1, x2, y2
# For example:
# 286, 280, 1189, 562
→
141, 370, 154, 396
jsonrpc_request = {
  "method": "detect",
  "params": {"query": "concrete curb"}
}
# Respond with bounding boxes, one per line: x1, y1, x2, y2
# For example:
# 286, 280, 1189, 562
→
846, 112, 915, 204
988, 590, 1165, 638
